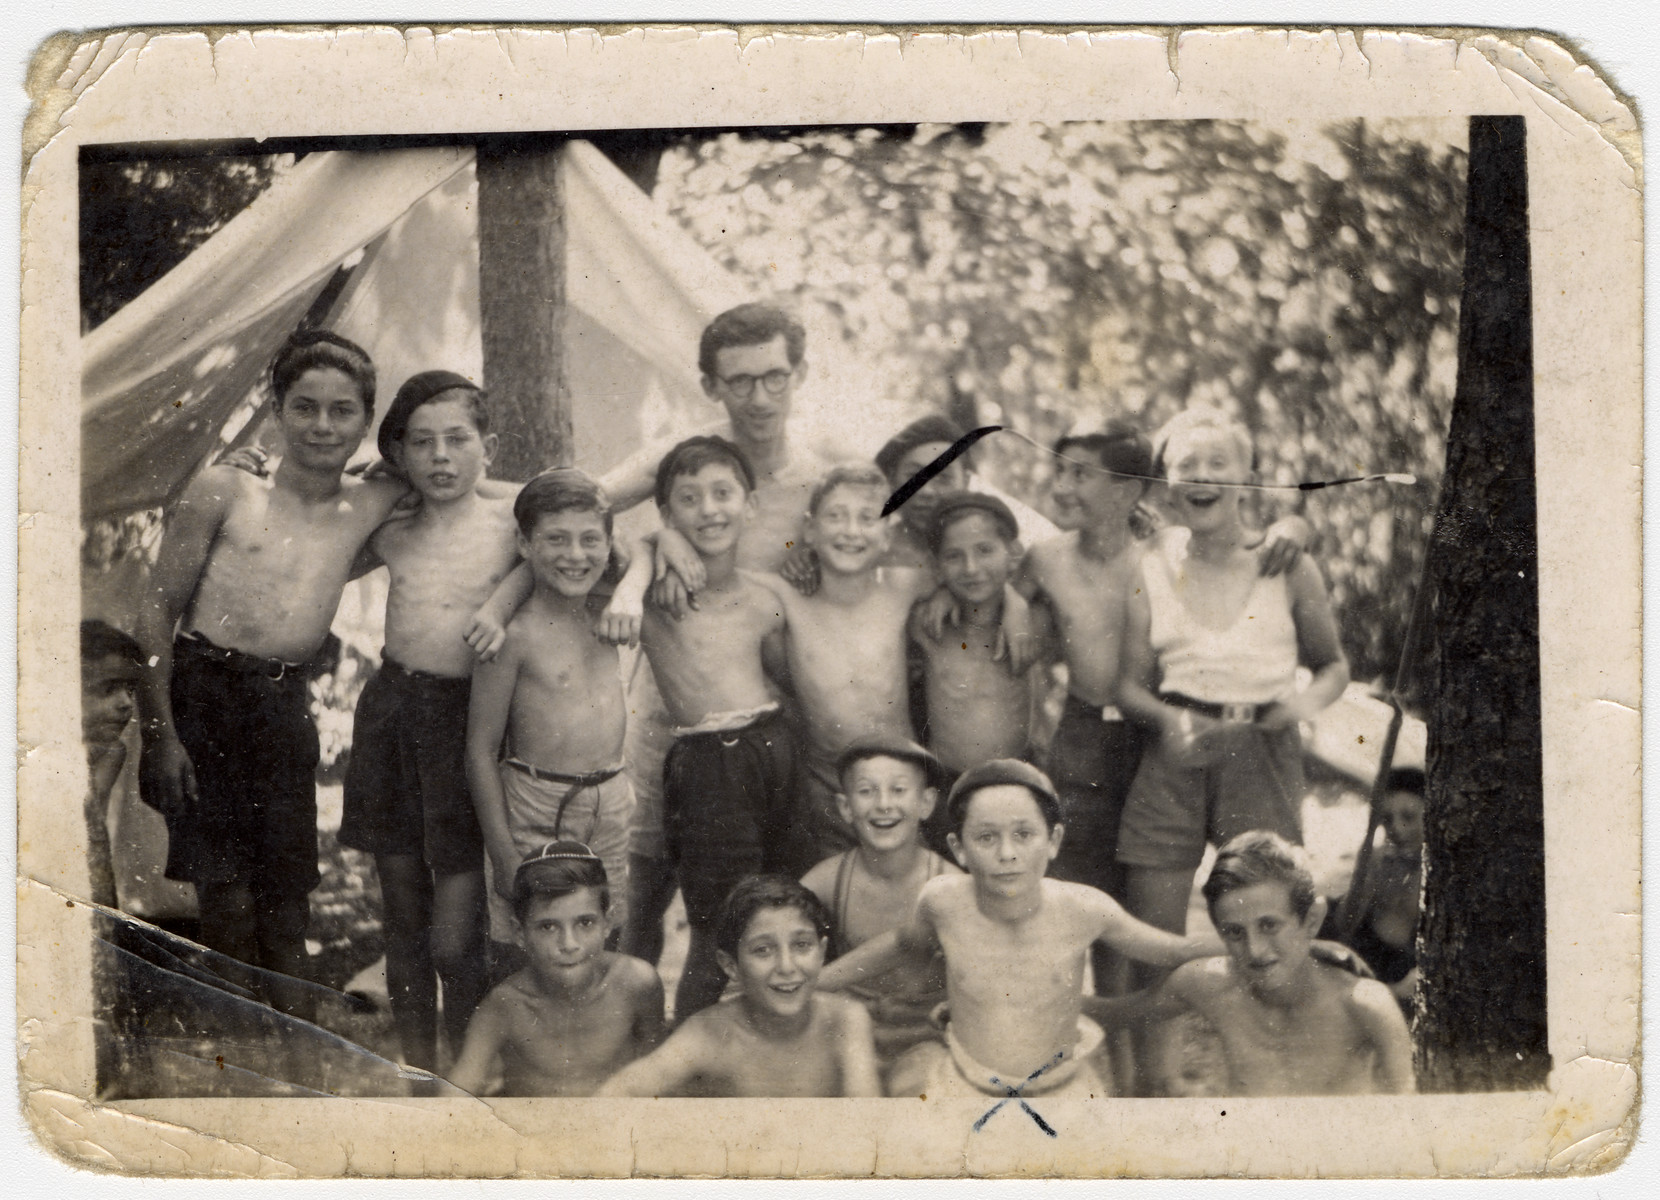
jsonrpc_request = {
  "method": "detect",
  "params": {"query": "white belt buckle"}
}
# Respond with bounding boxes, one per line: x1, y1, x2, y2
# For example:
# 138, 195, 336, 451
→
1220, 703, 1257, 725
1099, 704, 1124, 723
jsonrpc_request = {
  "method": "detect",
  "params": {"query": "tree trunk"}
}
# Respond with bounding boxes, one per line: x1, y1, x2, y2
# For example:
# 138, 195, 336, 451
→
476, 135, 571, 480
1415, 115, 1549, 1091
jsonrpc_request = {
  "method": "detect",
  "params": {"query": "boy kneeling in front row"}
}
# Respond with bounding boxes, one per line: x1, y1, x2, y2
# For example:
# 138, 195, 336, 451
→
600, 876, 880, 1097
820, 759, 1225, 1098
1086, 830, 1414, 1095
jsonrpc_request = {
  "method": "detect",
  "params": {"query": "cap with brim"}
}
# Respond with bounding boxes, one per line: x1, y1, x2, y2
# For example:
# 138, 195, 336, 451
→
836, 734, 947, 789
927, 491, 1020, 554
876, 414, 968, 482
378, 369, 483, 461
946, 758, 1060, 812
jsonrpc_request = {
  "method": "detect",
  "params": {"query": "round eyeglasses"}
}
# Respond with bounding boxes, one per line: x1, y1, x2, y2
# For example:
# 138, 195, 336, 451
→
715, 368, 792, 399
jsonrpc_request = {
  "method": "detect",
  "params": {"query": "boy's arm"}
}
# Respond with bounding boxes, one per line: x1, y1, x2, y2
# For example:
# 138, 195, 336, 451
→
467, 562, 532, 662
1352, 978, 1416, 1093
465, 644, 521, 901
833, 998, 883, 1097
1083, 887, 1224, 969
134, 468, 233, 817
447, 989, 509, 1096
596, 1020, 714, 1097
598, 533, 653, 648
818, 892, 941, 992
1260, 556, 1350, 729
1081, 977, 1189, 1032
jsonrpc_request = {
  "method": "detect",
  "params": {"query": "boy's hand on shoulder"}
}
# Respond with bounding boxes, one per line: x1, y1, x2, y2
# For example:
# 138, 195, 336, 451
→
1128, 498, 1165, 541
1257, 515, 1312, 577
650, 571, 697, 617
1311, 939, 1376, 979
916, 587, 958, 643
465, 612, 511, 662
994, 585, 1036, 672
778, 545, 821, 596
597, 595, 642, 648
215, 445, 270, 477
654, 526, 707, 595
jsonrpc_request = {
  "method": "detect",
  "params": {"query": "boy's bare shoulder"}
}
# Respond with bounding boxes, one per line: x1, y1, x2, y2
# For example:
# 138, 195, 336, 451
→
817, 988, 873, 1029
919, 870, 972, 911
1320, 963, 1401, 1017
605, 951, 664, 995
1168, 955, 1236, 1000
800, 854, 841, 902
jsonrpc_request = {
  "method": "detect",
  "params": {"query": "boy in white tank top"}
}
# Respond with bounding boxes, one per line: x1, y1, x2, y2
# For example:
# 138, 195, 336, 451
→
1114, 409, 1349, 1060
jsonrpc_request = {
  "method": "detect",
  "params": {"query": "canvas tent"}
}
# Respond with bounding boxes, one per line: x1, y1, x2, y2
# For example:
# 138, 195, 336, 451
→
83, 140, 760, 918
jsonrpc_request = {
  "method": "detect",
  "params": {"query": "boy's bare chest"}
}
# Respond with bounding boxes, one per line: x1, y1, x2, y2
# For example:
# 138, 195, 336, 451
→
217, 490, 374, 579
940, 915, 1080, 997
507, 988, 629, 1066
1221, 993, 1369, 1086
725, 1024, 839, 1096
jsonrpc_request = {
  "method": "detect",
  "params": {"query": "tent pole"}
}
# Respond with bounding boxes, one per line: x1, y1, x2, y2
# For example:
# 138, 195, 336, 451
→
476, 135, 573, 480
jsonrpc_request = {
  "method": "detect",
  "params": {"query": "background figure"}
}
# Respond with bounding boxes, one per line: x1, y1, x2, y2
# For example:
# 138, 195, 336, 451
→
81, 620, 144, 910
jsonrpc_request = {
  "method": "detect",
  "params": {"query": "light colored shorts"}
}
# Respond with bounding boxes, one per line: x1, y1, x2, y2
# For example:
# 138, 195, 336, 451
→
485, 763, 634, 944
886, 1015, 1113, 1099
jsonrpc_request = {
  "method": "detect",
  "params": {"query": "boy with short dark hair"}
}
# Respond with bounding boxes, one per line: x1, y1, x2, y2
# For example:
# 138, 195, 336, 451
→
801, 735, 959, 1070
448, 842, 665, 1096
81, 619, 143, 909
466, 470, 642, 957
1088, 831, 1414, 1095
134, 332, 414, 1013
598, 874, 880, 1097
820, 760, 1223, 1098
618, 434, 797, 1019
910, 493, 1052, 783
1327, 768, 1425, 1005
336, 370, 520, 1072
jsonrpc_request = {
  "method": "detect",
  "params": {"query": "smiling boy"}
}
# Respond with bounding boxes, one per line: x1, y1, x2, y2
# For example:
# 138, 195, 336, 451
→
448, 842, 664, 1097
466, 471, 648, 953
1090, 832, 1414, 1095
598, 875, 880, 1097
134, 333, 411, 1010
801, 736, 959, 1068
622, 435, 797, 1019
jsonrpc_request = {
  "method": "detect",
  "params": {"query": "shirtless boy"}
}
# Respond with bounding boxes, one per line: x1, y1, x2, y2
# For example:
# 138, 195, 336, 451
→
912, 493, 1051, 776
622, 435, 796, 1018
768, 464, 939, 863
598, 875, 880, 1097
466, 471, 644, 954
1089, 831, 1414, 1095
801, 735, 958, 1070
590, 304, 843, 960
820, 760, 1222, 1099
135, 333, 411, 1011
337, 371, 519, 1071
448, 842, 664, 1097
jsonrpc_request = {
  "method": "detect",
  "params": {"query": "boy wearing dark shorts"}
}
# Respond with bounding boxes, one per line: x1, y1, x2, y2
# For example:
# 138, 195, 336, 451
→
611, 436, 797, 1018
337, 371, 522, 1071
136, 333, 415, 1018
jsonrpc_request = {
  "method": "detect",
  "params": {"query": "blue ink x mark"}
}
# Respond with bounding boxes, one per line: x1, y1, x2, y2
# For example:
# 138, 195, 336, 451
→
880, 426, 1003, 518
973, 1049, 1063, 1137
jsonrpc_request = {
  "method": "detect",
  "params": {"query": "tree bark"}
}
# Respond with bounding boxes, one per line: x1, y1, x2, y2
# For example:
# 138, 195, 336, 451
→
1415, 115, 1549, 1092
476, 135, 571, 480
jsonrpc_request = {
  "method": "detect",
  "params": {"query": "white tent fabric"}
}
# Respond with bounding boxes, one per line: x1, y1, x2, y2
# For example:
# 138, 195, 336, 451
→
81, 148, 475, 518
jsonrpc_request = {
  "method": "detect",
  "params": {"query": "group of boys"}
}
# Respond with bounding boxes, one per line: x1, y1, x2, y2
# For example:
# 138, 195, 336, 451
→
96, 301, 1411, 1099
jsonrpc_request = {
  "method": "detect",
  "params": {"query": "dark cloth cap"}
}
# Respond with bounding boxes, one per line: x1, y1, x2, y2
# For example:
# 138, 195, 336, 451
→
378, 369, 483, 461
946, 758, 1060, 812
875, 414, 968, 483
836, 734, 947, 788
926, 491, 1020, 554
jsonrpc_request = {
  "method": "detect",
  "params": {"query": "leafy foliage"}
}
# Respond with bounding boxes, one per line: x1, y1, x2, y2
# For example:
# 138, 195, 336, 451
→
79, 154, 285, 331
656, 121, 1466, 682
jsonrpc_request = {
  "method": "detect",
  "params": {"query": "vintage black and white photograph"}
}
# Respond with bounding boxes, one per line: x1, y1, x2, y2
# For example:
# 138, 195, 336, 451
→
17, 27, 1640, 1178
